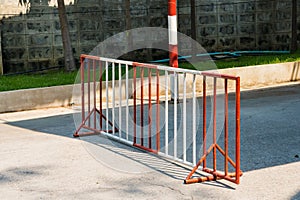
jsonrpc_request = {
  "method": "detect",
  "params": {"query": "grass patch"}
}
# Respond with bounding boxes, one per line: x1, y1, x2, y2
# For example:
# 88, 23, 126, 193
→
214, 51, 300, 69
0, 70, 77, 92
1, 51, 299, 92
180, 50, 300, 70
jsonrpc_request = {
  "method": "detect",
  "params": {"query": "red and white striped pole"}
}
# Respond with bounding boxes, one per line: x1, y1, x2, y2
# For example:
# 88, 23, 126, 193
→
168, 0, 178, 68
168, 0, 178, 102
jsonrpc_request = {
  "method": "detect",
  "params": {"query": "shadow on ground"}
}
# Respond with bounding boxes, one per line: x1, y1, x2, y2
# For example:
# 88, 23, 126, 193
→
4, 83, 300, 185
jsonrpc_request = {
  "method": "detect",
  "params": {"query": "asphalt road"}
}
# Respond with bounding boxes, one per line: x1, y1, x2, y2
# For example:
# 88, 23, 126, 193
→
0, 82, 299, 199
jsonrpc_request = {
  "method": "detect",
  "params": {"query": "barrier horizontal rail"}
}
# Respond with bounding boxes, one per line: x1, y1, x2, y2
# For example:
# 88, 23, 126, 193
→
74, 54, 242, 185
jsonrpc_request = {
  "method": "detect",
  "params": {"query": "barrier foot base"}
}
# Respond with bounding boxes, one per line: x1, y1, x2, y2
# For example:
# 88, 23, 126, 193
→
73, 108, 118, 138
184, 169, 243, 185
184, 175, 217, 184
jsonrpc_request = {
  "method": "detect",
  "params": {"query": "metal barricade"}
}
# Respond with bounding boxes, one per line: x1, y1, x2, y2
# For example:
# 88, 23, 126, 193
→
74, 54, 242, 184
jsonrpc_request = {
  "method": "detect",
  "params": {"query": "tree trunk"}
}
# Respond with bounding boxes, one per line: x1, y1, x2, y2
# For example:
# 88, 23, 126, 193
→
125, 0, 133, 51
291, 0, 298, 52
0, 31, 3, 75
190, 0, 197, 60
57, 0, 76, 72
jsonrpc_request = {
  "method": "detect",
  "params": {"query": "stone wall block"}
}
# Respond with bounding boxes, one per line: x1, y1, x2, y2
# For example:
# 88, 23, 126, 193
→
199, 15, 216, 25
29, 47, 51, 59
239, 14, 255, 22
275, 34, 291, 44
257, 12, 273, 22
3, 48, 26, 60
197, 3, 216, 13
276, 11, 291, 20
28, 34, 51, 46
239, 24, 255, 35
131, 17, 147, 28
219, 38, 236, 47
2, 35, 25, 47
199, 38, 216, 49
130, 4, 147, 17
149, 17, 167, 27
275, 22, 291, 32
199, 26, 217, 37
276, 1, 292, 9
239, 2, 256, 12
27, 21, 51, 33
219, 14, 236, 24
28, 60, 50, 71
257, 2, 272, 11
219, 25, 235, 36
2, 21, 25, 34
79, 20, 101, 31
257, 23, 274, 34
219, 3, 235, 12
240, 37, 255, 46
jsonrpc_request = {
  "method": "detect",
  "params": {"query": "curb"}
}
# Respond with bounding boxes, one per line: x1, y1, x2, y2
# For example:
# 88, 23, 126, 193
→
0, 61, 299, 113
0, 85, 75, 113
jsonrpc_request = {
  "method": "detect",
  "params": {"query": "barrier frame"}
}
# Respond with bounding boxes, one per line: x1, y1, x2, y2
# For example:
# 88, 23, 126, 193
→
74, 54, 242, 185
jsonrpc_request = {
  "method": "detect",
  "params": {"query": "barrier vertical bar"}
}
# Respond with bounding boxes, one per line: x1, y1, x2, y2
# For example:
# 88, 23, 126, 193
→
236, 77, 241, 184
93, 60, 96, 130
183, 73, 187, 162
203, 76, 207, 168
105, 61, 109, 132
126, 64, 129, 140
192, 74, 196, 166
99, 61, 103, 129
174, 72, 178, 158
224, 79, 229, 176
112, 62, 115, 135
133, 66, 137, 144
88, 60, 91, 127
165, 71, 169, 155
119, 63, 122, 138
148, 68, 152, 149
213, 77, 217, 172
141, 68, 144, 146
80, 56, 85, 123
156, 69, 160, 152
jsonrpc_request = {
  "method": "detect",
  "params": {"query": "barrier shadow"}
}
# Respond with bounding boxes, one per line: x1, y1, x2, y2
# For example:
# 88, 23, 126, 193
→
3, 82, 300, 186
291, 191, 300, 200
3, 111, 235, 189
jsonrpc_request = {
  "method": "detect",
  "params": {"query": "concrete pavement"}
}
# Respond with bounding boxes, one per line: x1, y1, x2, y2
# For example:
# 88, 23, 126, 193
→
0, 82, 300, 199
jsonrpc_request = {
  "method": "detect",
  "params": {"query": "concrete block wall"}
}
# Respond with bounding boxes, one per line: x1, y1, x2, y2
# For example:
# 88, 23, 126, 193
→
0, 0, 103, 74
0, 0, 300, 74
187, 0, 300, 52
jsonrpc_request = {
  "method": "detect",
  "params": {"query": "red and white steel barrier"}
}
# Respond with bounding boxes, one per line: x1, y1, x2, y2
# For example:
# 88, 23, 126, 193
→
74, 54, 242, 184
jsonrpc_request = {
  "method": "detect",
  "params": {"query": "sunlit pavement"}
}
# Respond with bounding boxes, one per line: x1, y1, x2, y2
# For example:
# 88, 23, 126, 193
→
0, 82, 299, 200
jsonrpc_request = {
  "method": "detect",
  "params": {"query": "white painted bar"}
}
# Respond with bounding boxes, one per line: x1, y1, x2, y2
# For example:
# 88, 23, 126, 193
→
101, 131, 134, 147
112, 62, 115, 135
183, 73, 187, 163
192, 74, 196, 166
125, 64, 129, 140
119, 63, 122, 138
165, 71, 169, 155
81, 55, 134, 66
174, 72, 178, 159
105, 61, 109, 132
